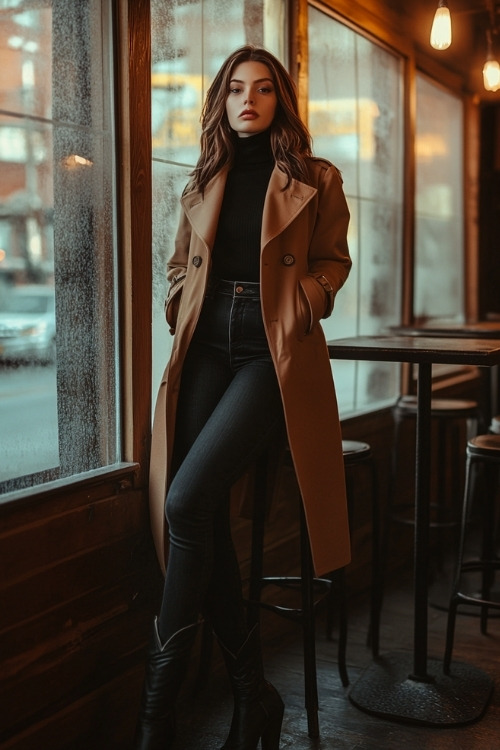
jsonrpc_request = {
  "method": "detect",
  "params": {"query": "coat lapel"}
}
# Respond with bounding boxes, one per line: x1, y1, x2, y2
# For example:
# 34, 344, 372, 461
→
180, 163, 317, 253
261, 166, 317, 248
180, 166, 229, 250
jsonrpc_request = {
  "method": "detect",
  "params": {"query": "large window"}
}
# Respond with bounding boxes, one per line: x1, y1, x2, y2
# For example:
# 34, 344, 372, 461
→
414, 73, 464, 321
151, 0, 287, 399
0, 1, 118, 492
308, 3, 404, 414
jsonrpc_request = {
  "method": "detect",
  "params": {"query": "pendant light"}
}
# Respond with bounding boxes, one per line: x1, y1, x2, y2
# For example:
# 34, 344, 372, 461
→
483, 29, 500, 92
430, 0, 452, 50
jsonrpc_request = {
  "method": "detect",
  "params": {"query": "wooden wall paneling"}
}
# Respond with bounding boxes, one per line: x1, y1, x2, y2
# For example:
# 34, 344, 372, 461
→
0, 465, 161, 746
0, 667, 143, 750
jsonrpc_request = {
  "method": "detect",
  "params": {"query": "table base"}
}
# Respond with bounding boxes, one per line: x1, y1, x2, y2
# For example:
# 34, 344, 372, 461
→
349, 652, 494, 726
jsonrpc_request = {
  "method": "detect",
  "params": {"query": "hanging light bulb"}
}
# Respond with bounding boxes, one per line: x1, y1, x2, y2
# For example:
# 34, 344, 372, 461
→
430, 0, 452, 50
483, 30, 500, 92
483, 59, 500, 91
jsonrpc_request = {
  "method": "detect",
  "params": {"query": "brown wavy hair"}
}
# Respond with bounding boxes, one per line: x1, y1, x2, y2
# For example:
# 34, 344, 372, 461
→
188, 46, 312, 194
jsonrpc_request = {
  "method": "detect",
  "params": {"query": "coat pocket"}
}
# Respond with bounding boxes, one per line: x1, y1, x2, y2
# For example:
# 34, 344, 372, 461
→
165, 275, 186, 332
298, 275, 327, 335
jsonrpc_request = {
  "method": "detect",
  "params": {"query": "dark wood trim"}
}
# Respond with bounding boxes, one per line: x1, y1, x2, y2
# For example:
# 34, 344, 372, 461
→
116, 0, 152, 483
290, 0, 309, 122
313, 0, 413, 58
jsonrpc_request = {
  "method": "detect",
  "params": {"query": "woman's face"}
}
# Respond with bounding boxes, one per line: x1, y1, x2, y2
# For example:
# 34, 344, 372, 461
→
225, 60, 277, 137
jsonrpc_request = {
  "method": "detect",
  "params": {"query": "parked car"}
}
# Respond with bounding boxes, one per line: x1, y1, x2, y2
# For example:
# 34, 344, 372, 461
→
0, 285, 56, 364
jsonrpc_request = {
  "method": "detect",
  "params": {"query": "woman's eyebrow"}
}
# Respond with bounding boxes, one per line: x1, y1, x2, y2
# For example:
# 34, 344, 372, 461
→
229, 77, 274, 84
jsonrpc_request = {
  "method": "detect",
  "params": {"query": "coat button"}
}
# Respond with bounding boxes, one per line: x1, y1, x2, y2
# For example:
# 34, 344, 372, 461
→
282, 254, 295, 266
192, 256, 203, 268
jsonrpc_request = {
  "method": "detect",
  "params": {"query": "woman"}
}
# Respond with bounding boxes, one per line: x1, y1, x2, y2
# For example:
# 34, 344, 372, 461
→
135, 45, 352, 750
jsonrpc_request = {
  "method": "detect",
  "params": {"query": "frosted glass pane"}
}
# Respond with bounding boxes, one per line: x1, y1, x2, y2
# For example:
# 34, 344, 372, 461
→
309, 4, 403, 415
0, 3, 52, 120
414, 75, 464, 320
358, 198, 402, 332
0, 1, 118, 492
308, 17, 358, 191
152, 0, 203, 166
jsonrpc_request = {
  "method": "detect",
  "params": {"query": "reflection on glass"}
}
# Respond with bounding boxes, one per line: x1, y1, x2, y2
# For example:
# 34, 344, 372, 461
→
414, 75, 464, 321
0, 1, 118, 491
308, 5, 403, 414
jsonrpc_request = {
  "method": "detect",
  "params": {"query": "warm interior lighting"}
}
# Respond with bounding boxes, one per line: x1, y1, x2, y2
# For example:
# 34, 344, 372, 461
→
483, 30, 500, 92
483, 58, 500, 91
63, 154, 93, 169
430, 0, 452, 50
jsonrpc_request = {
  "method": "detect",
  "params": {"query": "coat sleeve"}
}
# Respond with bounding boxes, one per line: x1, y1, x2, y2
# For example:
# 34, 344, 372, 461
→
304, 164, 351, 320
164, 207, 191, 333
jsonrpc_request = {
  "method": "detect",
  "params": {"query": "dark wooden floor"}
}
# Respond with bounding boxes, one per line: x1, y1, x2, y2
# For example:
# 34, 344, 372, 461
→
173, 564, 500, 750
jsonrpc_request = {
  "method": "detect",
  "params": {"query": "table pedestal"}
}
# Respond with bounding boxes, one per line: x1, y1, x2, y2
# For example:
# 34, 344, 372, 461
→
349, 653, 493, 726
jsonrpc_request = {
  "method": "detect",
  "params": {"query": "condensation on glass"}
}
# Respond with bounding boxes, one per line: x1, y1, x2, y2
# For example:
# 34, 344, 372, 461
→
308, 4, 404, 414
414, 74, 464, 321
151, 0, 287, 401
0, 1, 118, 492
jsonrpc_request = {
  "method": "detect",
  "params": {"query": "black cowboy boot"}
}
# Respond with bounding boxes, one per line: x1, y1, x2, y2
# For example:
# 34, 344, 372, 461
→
217, 625, 284, 750
133, 617, 199, 750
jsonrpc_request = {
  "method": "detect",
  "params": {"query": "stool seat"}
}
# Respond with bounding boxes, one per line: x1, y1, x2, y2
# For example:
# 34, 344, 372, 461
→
468, 433, 500, 456
342, 440, 371, 462
395, 395, 479, 418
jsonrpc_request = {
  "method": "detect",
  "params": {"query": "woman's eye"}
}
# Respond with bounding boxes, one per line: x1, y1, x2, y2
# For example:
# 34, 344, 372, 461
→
258, 87, 273, 94
229, 87, 241, 94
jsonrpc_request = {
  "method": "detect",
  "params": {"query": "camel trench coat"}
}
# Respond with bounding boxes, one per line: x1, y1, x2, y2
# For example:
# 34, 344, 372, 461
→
149, 158, 352, 578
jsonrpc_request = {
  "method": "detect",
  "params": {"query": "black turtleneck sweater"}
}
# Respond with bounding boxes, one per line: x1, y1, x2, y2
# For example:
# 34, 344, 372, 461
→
211, 129, 274, 282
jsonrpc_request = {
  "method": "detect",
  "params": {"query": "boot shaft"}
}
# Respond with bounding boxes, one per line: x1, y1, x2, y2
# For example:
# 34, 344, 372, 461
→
134, 618, 200, 750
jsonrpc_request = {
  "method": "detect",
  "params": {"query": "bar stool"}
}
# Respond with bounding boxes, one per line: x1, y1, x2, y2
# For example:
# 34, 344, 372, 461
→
384, 396, 480, 575
444, 434, 500, 674
246, 439, 379, 739
328, 440, 380, 658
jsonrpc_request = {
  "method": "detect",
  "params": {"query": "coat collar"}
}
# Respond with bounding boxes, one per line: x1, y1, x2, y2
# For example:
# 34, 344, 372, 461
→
180, 164, 317, 251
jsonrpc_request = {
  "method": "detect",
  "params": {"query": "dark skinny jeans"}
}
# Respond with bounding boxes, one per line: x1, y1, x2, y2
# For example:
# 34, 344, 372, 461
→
158, 279, 284, 650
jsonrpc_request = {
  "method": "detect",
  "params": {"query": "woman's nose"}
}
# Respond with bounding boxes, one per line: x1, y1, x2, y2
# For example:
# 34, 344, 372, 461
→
244, 94, 254, 104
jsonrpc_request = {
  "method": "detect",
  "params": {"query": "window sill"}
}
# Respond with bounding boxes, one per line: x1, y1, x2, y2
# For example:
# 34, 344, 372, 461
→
0, 462, 141, 513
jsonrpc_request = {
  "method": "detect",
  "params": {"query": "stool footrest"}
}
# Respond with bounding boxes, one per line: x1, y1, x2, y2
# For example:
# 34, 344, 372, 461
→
246, 599, 306, 621
258, 575, 331, 590
454, 591, 500, 609
245, 575, 331, 621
